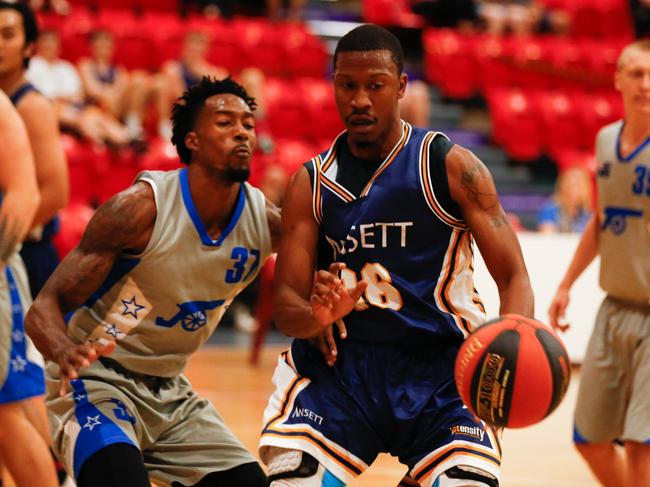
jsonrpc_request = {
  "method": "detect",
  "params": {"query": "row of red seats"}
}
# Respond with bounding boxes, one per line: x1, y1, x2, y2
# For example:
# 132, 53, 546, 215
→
68, 0, 181, 11
487, 88, 622, 162
38, 9, 328, 77
424, 30, 629, 99
265, 78, 343, 143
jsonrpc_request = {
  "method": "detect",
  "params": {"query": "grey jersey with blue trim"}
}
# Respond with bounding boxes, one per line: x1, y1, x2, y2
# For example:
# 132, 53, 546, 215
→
596, 120, 650, 305
65, 169, 272, 376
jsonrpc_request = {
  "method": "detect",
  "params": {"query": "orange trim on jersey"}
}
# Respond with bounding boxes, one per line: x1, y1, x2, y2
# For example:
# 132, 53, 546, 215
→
420, 132, 468, 230
262, 375, 309, 432
312, 157, 323, 224
261, 428, 366, 477
320, 173, 355, 202
485, 425, 503, 457
359, 121, 412, 197
320, 138, 338, 174
436, 230, 472, 336
411, 443, 501, 481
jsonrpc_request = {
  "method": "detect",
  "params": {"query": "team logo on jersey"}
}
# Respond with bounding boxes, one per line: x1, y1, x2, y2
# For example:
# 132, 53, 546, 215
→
155, 299, 225, 331
450, 425, 485, 442
108, 398, 136, 425
601, 206, 643, 235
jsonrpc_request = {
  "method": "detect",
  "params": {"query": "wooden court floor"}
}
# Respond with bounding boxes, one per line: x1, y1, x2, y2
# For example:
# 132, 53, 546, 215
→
189, 345, 599, 487
4, 345, 599, 487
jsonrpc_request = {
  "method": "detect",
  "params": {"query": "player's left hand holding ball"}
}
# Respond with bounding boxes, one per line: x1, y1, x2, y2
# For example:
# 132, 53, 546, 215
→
54, 338, 116, 397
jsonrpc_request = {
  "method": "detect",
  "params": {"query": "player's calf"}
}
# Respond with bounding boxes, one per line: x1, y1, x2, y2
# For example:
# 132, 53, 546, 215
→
265, 447, 345, 486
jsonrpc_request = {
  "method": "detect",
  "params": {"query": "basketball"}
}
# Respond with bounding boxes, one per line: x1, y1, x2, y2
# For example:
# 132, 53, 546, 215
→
455, 314, 571, 428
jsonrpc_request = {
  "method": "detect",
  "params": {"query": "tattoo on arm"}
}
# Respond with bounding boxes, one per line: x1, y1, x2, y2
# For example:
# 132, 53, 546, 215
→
50, 184, 156, 312
460, 159, 499, 212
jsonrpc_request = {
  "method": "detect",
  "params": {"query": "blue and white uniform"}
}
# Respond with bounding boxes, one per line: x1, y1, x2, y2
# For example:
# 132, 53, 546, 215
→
260, 122, 501, 486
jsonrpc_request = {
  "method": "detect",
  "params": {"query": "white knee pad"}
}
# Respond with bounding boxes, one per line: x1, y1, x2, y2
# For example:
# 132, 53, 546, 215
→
264, 447, 345, 487
433, 465, 498, 487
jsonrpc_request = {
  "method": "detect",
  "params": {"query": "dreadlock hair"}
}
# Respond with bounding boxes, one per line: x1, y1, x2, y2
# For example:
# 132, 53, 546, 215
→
171, 76, 256, 165
334, 24, 404, 75
0, 1, 38, 68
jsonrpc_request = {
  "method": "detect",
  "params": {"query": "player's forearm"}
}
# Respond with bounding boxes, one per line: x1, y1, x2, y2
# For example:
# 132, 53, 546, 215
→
558, 215, 599, 291
497, 271, 535, 317
31, 181, 68, 228
273, 289, 323, 339
25, 293, 77, 362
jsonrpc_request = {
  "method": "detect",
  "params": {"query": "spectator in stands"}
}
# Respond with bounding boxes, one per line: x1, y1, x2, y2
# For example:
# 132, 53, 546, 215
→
267, 0, 306, 21
159, 30, 267, 142
78, 29, 154, 142
410, 0, 480, 30
630, 0, 650, 38
537, 166, 593, 233
28, 29, 135, 148
29, 0, 70, 15
478, 0, 570, 36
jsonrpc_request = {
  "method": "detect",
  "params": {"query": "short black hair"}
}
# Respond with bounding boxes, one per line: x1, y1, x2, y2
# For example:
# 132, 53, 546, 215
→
0, 1, 39, 68
171, 76, 256, 165
334, 24, 404, 75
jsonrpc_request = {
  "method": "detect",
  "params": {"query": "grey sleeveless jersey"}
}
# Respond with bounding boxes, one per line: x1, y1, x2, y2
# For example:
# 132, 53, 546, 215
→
65, 168, 272, 376
596, 120, 650, 305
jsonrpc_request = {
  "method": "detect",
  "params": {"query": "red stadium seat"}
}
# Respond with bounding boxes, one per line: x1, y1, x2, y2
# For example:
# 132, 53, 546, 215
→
62, 135, 96, 206
232, 20, 283, 76
272, 138, 318, 175
95, 149, 140, 204
475, 35, 515, 91
362, 0, 423, 28
265, 78, 311, 139
299, 78, 344, 142
139, 138, 182, 171
575, 91, 623, 149
53, 203, 95, 259
487, 88, 543, 161
424, 29, 477, 99
280, 23, 328, 78
535, 90, 583, 159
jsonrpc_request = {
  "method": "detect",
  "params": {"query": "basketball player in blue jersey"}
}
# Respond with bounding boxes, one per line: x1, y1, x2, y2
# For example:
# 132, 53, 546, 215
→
0, 91, 58, 486
259, 24, 534, 487
25, 77, 279, 487
549, 40, 650, 487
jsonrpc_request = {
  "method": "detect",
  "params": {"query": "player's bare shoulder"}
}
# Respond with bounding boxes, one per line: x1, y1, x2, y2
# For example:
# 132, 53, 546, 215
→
80, 182, 157, 255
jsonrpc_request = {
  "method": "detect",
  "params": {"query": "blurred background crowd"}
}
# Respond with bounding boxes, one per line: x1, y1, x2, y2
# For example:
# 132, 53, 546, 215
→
7, 0, 646, 346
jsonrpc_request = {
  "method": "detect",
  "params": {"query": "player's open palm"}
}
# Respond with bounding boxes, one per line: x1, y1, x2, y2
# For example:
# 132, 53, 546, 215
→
310, 262, 367, 327
56, 339, 116, 396
548, 287, 570, 333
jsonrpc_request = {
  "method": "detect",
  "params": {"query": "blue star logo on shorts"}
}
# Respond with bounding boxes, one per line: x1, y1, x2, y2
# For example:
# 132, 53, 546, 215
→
10, 356, 26, 372
83, 415, 102, 431
121, 296, 145, 319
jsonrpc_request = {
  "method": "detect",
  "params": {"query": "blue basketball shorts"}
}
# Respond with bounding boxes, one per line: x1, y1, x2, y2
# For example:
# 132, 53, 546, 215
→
260, 339, 502, 486
0, 256, 46, 404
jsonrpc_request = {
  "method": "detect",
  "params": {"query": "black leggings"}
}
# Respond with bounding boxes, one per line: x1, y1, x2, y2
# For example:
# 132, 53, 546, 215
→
77, 443, 266, 487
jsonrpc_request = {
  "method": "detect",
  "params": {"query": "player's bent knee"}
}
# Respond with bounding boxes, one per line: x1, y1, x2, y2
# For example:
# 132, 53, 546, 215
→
266, 448, 345, 487
77, 443, 149, 487
433, 465, 498, 487
179, 462, 267, 486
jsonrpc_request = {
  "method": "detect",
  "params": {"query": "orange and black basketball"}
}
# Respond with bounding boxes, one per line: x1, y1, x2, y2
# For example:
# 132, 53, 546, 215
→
455, 314, 571, 428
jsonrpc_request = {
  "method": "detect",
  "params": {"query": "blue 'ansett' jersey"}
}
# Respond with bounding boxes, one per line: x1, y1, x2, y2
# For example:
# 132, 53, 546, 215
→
309, 121, 485, 345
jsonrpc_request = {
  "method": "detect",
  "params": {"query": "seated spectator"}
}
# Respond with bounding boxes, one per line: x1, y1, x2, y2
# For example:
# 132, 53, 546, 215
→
478, 0, 569, 36
28, 29, 133, 147
400, 79, 431, 128
630, 0, 650, 38
158, 30, 267, 141
537, 166, 593, 233
267, 0, 305, 21
78, 29, 156, 141
410, 0, 480, 30
29, 0, 69, 14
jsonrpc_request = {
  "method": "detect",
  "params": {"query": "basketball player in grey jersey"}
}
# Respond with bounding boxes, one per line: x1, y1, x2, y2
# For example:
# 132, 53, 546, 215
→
25, 77, 279, 487
549, 40, 650, 486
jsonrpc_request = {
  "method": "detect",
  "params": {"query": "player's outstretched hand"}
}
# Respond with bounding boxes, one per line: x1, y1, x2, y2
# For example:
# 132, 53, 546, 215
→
548, 287, 570, 333
56, 339, 116, 397
310, 262, 367, 328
